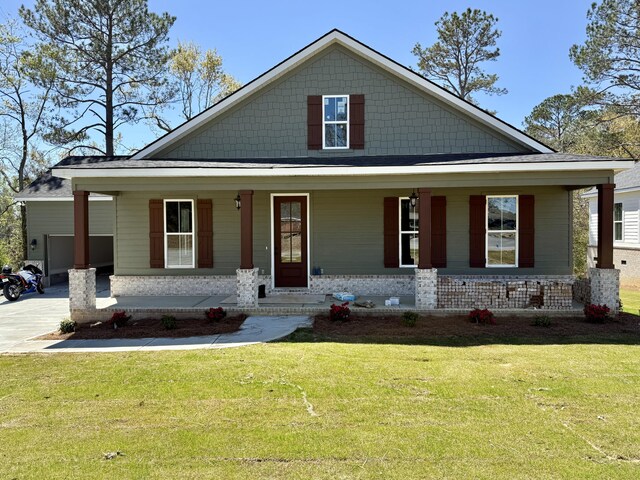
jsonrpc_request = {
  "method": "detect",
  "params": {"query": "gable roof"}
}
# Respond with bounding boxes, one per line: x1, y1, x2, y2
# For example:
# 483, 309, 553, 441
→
131, 29, 553, 160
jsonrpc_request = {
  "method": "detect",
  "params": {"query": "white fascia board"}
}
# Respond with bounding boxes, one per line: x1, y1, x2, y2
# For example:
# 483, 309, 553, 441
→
582, 185, 640, 198
14, 195, 113, 202
611, 186, 640, 195
55, 161, 631, 179
131, 31, 551, 160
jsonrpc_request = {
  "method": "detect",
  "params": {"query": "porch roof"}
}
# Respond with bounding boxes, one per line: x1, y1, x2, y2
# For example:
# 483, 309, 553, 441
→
15, 170, 112, 201
53, 152, 633, 179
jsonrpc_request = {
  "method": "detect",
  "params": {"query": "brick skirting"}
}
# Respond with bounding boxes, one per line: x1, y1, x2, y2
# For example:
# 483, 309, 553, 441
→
437, 275, 575, 310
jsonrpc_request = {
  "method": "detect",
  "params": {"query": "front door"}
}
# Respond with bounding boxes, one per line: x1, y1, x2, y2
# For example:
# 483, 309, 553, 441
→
274, 196, 307, 288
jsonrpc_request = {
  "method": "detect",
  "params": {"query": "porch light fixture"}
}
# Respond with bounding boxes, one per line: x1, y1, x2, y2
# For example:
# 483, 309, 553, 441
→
234, 193, 241, 210
30, 238, 37, 251
409, 190, 418, 208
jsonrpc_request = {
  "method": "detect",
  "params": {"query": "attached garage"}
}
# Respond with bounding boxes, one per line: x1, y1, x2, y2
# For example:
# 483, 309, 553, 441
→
16, 172, 114, 285
46, 235, 113, 284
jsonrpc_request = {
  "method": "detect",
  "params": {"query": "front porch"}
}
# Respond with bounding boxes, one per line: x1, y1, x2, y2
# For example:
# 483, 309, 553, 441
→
65, 181, 621, 322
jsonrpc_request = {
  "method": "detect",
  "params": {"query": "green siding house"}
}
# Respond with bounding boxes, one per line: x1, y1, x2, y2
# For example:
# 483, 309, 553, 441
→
52, 30, 630, 319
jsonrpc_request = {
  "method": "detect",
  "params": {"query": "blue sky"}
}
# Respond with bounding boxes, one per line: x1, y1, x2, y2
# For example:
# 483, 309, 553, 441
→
2, 0, 594, 152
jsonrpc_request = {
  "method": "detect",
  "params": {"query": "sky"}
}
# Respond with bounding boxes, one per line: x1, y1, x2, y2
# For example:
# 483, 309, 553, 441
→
1, 0, 595, 153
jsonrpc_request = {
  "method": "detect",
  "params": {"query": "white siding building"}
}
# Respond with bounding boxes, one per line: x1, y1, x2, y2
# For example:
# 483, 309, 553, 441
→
586, 162, 640, 285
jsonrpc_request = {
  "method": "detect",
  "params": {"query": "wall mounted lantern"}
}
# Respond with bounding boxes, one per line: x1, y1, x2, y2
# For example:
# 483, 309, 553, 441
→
409, 190, 418, 208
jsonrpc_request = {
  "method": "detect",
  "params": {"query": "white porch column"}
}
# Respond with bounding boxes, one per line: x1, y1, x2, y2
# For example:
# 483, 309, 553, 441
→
237, 267, 259, 308
415, 268, 437, 309
68, 267, 96, 317
589, 267, 620, 314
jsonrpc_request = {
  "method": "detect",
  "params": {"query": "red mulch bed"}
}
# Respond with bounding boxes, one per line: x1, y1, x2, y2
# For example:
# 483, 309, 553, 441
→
309, 312, 640, 341
40, 315, 246, 340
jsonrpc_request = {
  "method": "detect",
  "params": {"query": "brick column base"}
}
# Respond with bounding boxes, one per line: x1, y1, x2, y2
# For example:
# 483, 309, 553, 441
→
68, 268, 96, 319
589, 268, 620, 314
237, 267, 259, 308
415, 268, 437, 310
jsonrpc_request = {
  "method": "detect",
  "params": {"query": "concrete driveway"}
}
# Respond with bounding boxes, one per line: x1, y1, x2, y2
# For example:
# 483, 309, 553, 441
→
0, 276, 110, 352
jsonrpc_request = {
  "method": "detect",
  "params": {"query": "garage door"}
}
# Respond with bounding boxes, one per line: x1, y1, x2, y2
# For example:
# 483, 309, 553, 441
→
47, 235, 114, 284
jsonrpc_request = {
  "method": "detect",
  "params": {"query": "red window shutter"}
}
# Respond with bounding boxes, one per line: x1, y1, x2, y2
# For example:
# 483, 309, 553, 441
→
349, 94, 365, 149
307, 95, 322, 150
469, 195, 486, 268
149, 199, 164, 269
384, 197, 399, 268
518, 195, 535, 268
197, 199, 214, 268
431, 196, 447, 268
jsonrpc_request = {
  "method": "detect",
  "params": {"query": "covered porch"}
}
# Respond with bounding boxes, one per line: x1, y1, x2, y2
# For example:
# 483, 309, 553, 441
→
63, 162, 623, 322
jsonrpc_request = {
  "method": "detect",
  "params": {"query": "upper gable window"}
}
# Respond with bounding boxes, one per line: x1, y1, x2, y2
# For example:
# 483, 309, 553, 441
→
323, 95, 349, 148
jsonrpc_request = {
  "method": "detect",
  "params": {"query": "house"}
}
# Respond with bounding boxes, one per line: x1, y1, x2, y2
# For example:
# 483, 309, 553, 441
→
585, 161, 640, 286
15, 172, 114, 285
50, 30, 631, 320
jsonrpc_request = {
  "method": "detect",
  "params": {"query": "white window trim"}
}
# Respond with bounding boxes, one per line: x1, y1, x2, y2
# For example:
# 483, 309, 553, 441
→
486, 195, 519, 268
322, 94, 349, 149
399, 197, 419, 268
614, 202, 624, 242
164, 199, 195, 269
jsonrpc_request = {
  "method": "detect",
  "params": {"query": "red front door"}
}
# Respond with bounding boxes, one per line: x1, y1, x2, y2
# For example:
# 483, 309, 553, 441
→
274, 196, 307, 288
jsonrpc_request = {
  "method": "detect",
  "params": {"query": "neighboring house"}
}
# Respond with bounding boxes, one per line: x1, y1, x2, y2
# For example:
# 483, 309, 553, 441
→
15, 172, 114, 285
585, 161, 640, 286
50, 30, 631, 319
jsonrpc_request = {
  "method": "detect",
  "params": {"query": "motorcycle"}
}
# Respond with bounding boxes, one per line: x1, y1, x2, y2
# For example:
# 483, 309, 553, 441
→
1, 264, 45, 302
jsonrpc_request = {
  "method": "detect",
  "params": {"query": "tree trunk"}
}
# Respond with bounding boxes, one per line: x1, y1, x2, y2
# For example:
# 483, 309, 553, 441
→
20, 204, 27, 263
19, 98, 28, 263
105, 12, 114, 156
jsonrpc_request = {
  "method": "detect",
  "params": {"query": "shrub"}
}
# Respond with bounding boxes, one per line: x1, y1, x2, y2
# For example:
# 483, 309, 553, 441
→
59, 318, 77, 334
583, 303, 610, 323
205, 307, 226, 321
330, 302, 350, 321
402, 311, 419, 327
161, 315, 177, 330
109, 311, 131, 329
468, 308, 496, 325
532, 316, 552, 328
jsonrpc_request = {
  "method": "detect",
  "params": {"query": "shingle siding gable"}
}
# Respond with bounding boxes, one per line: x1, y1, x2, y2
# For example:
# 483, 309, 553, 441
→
161, 46, 527, 159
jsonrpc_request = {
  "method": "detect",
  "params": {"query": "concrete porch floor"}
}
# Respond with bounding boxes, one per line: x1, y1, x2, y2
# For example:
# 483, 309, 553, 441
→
97, 294, 417, 314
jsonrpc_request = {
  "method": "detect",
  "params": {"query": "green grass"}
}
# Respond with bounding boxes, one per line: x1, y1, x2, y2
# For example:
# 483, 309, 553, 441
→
1, 341, 639, 479
620, 287, 640, 314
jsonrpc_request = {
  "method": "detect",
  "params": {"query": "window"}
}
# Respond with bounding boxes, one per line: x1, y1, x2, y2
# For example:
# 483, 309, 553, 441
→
399, 198, 419, 267
323, 95, 348, 148
614, 202, 623, 241
164, 200, 194, 268
487, 195, 517, 267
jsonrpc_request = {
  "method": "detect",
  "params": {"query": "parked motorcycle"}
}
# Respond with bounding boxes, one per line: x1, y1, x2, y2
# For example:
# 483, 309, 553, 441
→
1, 264, 45, 301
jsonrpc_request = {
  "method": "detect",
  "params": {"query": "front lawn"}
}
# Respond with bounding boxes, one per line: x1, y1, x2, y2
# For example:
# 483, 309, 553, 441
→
1, 337, 639, 478
620, 287, 640, 314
